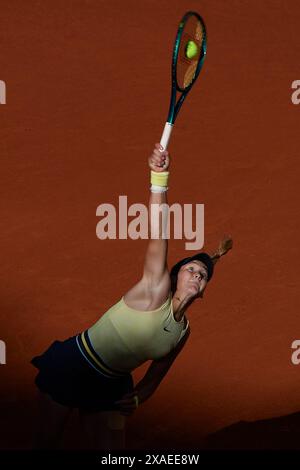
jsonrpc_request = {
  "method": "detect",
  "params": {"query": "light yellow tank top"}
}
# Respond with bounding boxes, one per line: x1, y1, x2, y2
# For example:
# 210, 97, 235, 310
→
88, 294, 189, 373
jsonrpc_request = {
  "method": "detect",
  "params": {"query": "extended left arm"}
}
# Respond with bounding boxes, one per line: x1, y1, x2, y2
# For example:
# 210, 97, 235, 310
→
115, 327, 190, 415
135, 326, 190, 397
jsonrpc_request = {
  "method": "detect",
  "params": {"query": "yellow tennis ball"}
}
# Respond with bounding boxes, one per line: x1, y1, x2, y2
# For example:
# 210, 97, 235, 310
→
185, 40, 198, 59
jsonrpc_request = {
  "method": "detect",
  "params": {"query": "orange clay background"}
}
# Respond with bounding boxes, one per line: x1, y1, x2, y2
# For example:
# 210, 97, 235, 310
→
1, 0, 300, 450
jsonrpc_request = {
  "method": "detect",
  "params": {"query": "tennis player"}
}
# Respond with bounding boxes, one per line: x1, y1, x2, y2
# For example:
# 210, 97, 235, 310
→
31, 143, 232, 449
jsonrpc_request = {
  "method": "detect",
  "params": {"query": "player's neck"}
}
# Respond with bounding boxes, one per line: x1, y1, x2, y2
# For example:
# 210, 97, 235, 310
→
172, 292, 193, 320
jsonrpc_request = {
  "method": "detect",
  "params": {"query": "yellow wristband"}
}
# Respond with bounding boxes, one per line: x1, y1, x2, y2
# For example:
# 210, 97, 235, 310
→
150, 170, 169, 187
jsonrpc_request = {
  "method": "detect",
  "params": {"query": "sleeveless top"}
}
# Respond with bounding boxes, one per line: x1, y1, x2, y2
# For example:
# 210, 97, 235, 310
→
87, 294, 189, 373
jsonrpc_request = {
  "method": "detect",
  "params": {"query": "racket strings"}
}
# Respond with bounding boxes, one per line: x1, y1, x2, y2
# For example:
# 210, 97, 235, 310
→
177, 17, 205, 90
195, 21, 204, 43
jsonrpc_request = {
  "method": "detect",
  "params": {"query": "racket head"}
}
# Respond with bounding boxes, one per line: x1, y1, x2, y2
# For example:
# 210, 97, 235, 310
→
173, 11, 207, 93
166, 11, 207, 125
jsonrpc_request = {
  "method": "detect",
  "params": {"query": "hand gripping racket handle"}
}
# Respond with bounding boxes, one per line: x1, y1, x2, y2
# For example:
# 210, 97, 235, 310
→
160, 122, 173, 151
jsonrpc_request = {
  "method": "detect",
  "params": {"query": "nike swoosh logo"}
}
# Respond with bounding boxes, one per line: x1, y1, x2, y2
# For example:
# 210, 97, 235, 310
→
164, 327, 171, 332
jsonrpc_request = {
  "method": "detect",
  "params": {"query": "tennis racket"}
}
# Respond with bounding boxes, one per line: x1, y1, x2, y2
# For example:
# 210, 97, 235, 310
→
160, 11, 207, 151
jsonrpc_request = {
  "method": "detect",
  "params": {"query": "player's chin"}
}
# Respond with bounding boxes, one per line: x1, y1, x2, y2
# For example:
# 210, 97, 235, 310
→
187, 285, 200, 298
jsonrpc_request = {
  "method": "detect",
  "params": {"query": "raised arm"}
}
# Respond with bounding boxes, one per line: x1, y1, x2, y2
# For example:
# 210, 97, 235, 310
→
144, 143, 171, 283
124, 144, 171, 308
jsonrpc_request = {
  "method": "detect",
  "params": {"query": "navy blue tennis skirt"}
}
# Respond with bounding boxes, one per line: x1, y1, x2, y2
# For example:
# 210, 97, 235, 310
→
30, 333, 134, 413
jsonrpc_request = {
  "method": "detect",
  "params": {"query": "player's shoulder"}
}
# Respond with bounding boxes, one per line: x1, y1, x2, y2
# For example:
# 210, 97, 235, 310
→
123, 274, 171, 311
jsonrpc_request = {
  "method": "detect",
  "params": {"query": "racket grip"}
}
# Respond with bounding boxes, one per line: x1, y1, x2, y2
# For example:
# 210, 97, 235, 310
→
160, 122, 173, 151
